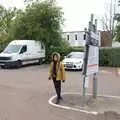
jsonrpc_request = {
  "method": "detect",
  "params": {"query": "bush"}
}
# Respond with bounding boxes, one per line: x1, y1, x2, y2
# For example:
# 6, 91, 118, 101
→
46, 46, 120, 67
45, 46, 84, 63
0, 42, 6, 52
46, 46, 70, 63
70, 46, 120, 67
70, 46, 84, 52
0, 40, 9, 52
99, 47, 120, 67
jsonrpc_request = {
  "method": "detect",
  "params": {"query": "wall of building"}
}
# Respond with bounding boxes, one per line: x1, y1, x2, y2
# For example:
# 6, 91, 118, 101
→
62, 31, 85, 47
62, 31, 101, 47
100, 31, 112, 47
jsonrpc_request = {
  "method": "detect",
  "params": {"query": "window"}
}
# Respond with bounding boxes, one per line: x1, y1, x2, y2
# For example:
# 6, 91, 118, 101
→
20, 45, 27, 54
67, 35, 69, 40
3, 45, 22, 54
75, 34, 77, 40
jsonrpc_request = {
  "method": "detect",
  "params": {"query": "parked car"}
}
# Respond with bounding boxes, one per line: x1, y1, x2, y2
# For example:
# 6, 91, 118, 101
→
63, 52, 84, 70
0, 40, 45, 68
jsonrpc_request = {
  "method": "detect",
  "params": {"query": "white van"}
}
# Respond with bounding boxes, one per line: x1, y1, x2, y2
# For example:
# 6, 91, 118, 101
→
0, 40, 45, 68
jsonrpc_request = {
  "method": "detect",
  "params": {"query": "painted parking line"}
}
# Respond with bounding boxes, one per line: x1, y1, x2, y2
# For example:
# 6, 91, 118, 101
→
48, 92, 120, 115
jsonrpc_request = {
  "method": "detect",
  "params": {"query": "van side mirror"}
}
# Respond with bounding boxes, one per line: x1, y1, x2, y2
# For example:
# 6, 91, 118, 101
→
84, 34, 86, 40
20, 45, 27, 54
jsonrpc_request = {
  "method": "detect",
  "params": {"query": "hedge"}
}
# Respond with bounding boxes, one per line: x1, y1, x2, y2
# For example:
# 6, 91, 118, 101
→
47, 46, 120, 67
45, 46, 84, 63
71, 47, 120, 67
99, 47, 120, 67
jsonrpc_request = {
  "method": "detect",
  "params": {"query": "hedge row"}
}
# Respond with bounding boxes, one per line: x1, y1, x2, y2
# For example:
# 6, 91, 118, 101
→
45, 46, 84, 63
99, 47, 120, 67
46, 46, 120, 67
71, 47, 120, 67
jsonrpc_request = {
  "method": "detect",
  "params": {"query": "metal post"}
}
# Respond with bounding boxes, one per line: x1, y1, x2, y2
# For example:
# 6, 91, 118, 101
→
82, 42, 89, 106
82, 14, 98, 105
82, 75, 87, 106
93, 73, 97, 99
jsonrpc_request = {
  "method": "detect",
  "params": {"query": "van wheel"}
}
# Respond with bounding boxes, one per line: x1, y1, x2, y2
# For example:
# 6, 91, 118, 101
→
1, 65, 5, 69
17, 60, 22, 68
38, 59, 43, 65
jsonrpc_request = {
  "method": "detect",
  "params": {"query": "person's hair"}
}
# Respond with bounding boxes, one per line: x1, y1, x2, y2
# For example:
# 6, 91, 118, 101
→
52, 53, 59, 61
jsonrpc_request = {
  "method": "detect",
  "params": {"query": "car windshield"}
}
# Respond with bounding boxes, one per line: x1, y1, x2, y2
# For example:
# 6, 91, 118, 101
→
67, 53, 84, 59
3, 45, 22, 54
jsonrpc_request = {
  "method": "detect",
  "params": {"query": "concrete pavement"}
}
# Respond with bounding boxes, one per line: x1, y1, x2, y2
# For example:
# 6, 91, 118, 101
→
0, 64, 120, 120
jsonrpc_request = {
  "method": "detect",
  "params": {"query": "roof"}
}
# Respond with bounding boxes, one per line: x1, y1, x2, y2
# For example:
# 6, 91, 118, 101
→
9, 40, 40, 45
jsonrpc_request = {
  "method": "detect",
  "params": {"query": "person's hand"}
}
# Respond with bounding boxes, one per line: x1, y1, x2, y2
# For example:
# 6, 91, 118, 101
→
62, 80, 65, 83
48, 77, 51, 80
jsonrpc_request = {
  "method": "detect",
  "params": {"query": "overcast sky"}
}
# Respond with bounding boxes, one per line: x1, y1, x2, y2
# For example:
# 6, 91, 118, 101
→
0, 0, 119, 31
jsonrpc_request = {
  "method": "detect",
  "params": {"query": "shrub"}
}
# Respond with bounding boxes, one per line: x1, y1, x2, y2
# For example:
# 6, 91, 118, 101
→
45, 46, 84, 63
99, 47, 120, 67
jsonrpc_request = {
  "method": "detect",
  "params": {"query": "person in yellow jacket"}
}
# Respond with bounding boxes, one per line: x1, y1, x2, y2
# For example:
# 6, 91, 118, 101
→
48, 52, 66, 104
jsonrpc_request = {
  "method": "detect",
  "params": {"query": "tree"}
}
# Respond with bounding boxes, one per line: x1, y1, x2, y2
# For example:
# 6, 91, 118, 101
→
101, 0, 117, 40
11, 0, 65, 49
0, 5, 17, 44
114, 0, 120, 42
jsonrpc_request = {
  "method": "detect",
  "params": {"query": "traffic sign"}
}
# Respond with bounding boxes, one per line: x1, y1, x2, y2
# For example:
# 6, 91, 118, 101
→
90, 31, 99, 46
86, 45, 99, 75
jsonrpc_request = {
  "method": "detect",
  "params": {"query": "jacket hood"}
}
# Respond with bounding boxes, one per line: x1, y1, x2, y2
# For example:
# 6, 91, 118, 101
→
52, 52, 60, 61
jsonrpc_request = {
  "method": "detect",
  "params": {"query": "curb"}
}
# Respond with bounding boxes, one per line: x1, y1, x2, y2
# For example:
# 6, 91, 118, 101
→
48, 92, 120, 115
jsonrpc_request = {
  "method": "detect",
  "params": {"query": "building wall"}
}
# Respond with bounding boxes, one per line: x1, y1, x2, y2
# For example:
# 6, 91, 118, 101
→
62, 31, 85, 47
100, 31, 112, 47
62, 31, 101, 47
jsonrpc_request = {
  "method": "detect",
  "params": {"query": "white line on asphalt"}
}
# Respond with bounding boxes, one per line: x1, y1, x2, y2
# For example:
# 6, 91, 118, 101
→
62, 92, 120, 99
48, 92, 120, 115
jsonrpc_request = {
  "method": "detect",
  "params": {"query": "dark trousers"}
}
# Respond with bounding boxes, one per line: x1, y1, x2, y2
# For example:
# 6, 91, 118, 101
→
53, 78, 61, 99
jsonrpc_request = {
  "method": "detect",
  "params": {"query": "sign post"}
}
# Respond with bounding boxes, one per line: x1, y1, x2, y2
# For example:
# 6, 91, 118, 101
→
82, 14, 99, 105
93, 73, 97, 99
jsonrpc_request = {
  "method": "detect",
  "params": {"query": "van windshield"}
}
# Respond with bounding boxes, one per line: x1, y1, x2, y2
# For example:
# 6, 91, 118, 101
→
3, 45, 22, 54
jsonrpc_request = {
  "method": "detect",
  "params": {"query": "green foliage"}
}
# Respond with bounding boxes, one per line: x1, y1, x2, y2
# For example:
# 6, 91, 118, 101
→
115, 13, 120, 42
115, 23, 120, 42
99, 47, 120, 67
70, 46, 84, 52
0, 5, 17, 46
46, 46, 84, 63
11, 0, 64, 48
46, 46, 120, 67
68, 47, 120, 67
0, 1, 69, 62
46, 40, 70, 63
69, 47, 120, 67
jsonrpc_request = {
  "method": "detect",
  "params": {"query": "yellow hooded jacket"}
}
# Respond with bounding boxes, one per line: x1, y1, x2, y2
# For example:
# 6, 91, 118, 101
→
48, 52, 66, 81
